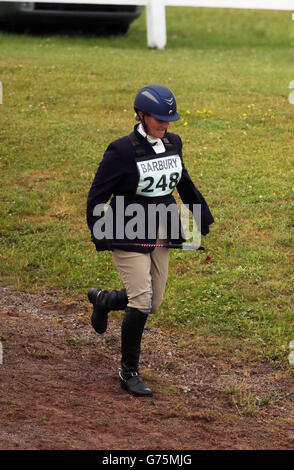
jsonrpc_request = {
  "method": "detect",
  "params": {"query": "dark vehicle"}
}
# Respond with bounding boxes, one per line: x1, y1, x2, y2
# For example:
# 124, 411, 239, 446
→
0, 2, 144, 34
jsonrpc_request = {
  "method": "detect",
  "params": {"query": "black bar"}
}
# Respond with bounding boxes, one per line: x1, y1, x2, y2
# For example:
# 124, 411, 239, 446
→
112, 243, 205, 251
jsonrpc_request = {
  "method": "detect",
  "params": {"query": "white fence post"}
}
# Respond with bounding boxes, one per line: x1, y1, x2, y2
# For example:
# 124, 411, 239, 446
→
146, 0, 167, 49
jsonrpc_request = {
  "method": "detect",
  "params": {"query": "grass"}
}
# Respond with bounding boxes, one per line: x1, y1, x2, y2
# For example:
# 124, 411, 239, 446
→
222, 384, 285, 417
0, 7, 293, 362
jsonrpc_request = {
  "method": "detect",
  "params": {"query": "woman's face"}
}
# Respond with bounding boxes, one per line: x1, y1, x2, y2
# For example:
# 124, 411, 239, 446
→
140, 113, 170, 139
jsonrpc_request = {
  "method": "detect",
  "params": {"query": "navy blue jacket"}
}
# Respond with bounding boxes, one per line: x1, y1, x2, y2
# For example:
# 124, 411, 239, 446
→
87, 125, 214, 253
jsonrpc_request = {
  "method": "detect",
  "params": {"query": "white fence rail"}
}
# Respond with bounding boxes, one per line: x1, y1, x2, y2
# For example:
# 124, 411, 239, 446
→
1, 0, 294, 48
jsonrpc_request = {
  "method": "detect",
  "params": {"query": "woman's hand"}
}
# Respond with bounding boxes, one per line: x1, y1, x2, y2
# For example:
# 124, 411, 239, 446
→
95, 239, 113, 251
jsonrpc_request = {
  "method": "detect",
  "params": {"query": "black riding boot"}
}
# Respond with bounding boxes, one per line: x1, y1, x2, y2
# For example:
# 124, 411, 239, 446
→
119, 307, 152, 397
88, 287, 128, 334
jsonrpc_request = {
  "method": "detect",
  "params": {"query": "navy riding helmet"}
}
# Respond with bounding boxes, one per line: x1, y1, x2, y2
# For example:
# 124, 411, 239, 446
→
134, 84, 180, 122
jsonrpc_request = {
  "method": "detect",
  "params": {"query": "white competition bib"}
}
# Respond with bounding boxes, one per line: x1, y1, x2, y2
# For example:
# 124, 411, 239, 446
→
136, 153, 182, 197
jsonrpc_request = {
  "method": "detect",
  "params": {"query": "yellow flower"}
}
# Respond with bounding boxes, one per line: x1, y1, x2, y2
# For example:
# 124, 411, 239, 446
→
185, 110, 191, 115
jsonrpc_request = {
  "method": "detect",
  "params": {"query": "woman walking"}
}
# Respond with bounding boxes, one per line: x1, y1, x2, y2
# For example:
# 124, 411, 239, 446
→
86, 84, 214, 397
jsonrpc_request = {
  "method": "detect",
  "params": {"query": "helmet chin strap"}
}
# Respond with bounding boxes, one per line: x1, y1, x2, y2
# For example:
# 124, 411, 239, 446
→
141, 113, 149, 136
136, 109, 151, 137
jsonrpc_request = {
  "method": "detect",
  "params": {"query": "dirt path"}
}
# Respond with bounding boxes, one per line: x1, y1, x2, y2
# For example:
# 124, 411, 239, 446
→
0, 285, 293, 450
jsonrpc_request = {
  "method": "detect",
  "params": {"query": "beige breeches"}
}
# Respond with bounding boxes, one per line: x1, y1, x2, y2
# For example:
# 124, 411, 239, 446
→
112, 245, 169, 314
